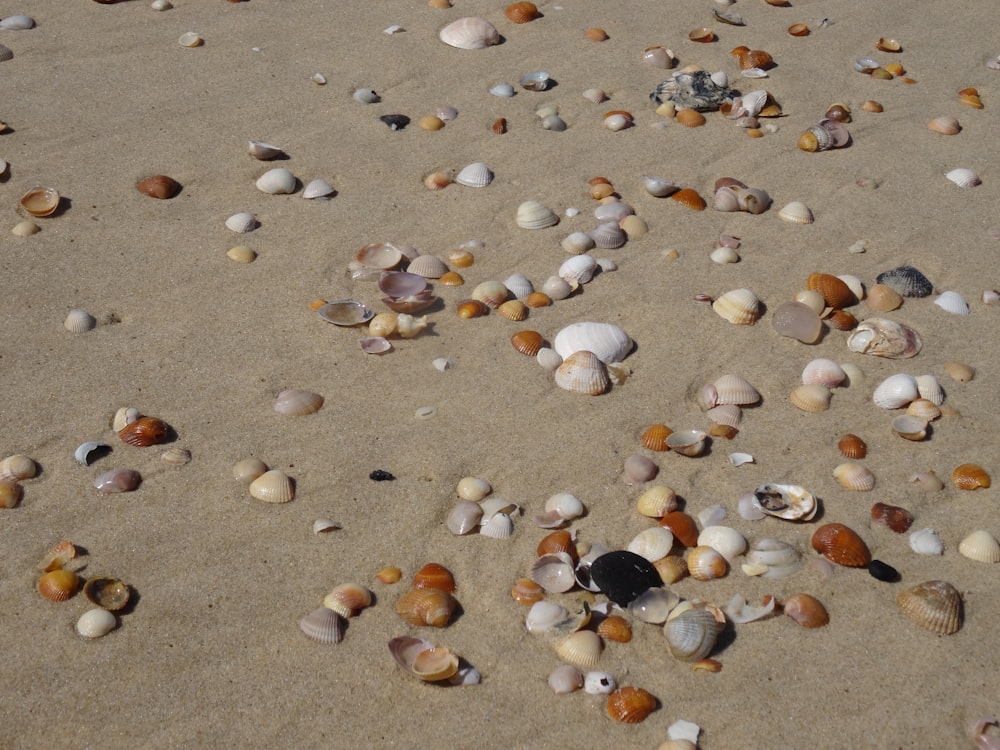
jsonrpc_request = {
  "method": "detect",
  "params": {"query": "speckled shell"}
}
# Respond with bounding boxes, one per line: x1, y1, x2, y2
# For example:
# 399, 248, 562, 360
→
896, 580, 963, 634
811, 523, 871, 567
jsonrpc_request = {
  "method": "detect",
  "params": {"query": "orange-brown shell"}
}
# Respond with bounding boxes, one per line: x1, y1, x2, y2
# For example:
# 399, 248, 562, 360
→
782, 593, 830, 627
596, 614, 633, 643
447, 248, 474, 268
136, 175, 182, 199
437, 271, 464, 286
811, 523, 871, 567
729, 45, 750, 57
670, 188, 707, 211
536, 529, 575, 559
497, 299, 528, 322
492, 117, 507, 135
590, 182, 615, 200
588, 176, 612, 186
738, 49, 774, 70
658, 511, 700, 547
511, 577, 545, 605
524, 292, 552, 308
825, 309, 858, 331
118, 416, 170, 447
504, 1, 540, 23
640, 423, 672, 452
837, 433, 868, 459
676, 108, 707, 128
412, 562, 456, 592
375, 567, 403, 584
511, 330, 545, 356
607, 686, 657, 723
39, 540, 77, 572
870, 502, 914, 533
952, 463, 991, 490
584, 27, 609, 41
709, 424, 739, 439
38, 568, 79, 602
456, 299, 488, 319
807, 273, 856, 309
714, 177, 747, 192
862, 100, 884, 113
787, 23, 810, 37
395, 587, 457, 627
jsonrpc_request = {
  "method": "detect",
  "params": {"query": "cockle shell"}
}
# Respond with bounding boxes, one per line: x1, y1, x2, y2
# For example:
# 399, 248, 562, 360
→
777, 201, 814, 224
589, 221, 627, 249
439, 17, 500, 49
641, 424, 673, 452
871, 502, 914, 533
63, 308, 96, 332
686, 546, 728, 581
480, 511, 514, 538
136, 175, 182, 199
697, 526, 746, 561
789, 383, 832, 412
958, 530, 1000, 563
833, 462, 876, 491
664, 608, 721, 662
556, 630, 603, 668
872, 373, 919, 409
811, 523, 871, 567
406, 254, 449, 279
323, 583, 373, 617
637, 486, 678, 517
659, 512, 699, 547
801, 358, 846, 387
38, 568, 79, 601
454, 162, 493, 187
952, 463, 990, 490
712, 288, 760, 324
606, 686, 657, 724
554, 322, 632, 364
395, 588, 457, 627
559, 254, 599, 285
554, 351, 610, 395
0, 454, 36, 482
934, 290, 970, 315
548, 664, 584, 694
516, 200, 559, 229
302, 179, 335, 199
299, 607, 345, 644
225, 212, 257, 233
248, 469, 294, 503
847, 319, 922, 358
274, 389, 323, 416
714, 374, 760, 405
627, 527, 675, 562
945, 168, 981, 188
783, 594, 829, 628
876, 266, 934, 297
896, 580, 963, 634
838, 434, 867, 459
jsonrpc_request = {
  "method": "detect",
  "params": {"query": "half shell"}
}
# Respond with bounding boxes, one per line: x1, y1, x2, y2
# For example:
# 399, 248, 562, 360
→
664, 608, 721, 662
752, 483, 817, 521
847, 319, 922, 358
248, 469, 295, 503
439, 17, 500, 49
958, 530, 1000, 563
712, 288, 759, 325
896, 580, 962, 634
553, 322, 632, 364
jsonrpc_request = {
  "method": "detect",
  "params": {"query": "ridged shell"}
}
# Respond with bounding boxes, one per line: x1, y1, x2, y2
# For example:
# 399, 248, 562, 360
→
596, 614, 633, 643
712, 288, 760, 325
876, 266, 933, 297
480, 511, 515, 538
516, 200, 559, 229
847, 319, 922, 358
454, 162, 493, 187
502, 273, 534, 300
248, 469, 295, 503
834, 462, 876, 490
670, 188, 707, 211
118, 416, 170, 446
640, 424, 672, 452
274, 389, 323, 416
302, 179, 335, 199
556, 630, 603, 668
505, 2, 540, 23
783, 593, 829, 627
713, 374, 760, 405
553, 322, 632, 364
789, 383, 832, 412
811, 523, 871, 567
807, 273, 856, 309
554, 351, 610, 395
872, 373, 919, 409
952, 463, 990, 490
743, 538, 803, 579
512, 577, 545, 605
559, 254, 599, 285
511, 330, 545, 356
497, 299, 528, 321
915, 374, 944, 405
934, 290, 970, 315
299, 607, 346, 644
636, 486, 678, 518
388, 636, 460, 681
407, 255, 449, 279
439, 17, 500, 49
664, 608, 721, 661
706, 404, 741, 428
838, 433, 867, 459
470, 280, 509, 308
945, 167, 981, 188
413, 563, 456, 593
958, 530, 1000, 563
589, 222, 627, 249
38, 569, 79, 602
395, 588, 457, 627
606, 686, 657, 723
777, 201, 814, 224
896, 580, 962, 634
871, 502, 914, 533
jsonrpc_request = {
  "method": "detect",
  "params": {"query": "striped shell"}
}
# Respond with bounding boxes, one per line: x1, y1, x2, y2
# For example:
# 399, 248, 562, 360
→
712, 288, 760, 325
454, 162, 493, 187
248, 469, 295, 503
664, 608, 721, 661
952, 463, 991, 490
273, 389, 324, 416
118, 416, 170, 447
811, 523, 871, 567
554, 351, 610, 395
395, 588, 457, 627
958, 530, 1000, 563
606, 686, 657, 723
833, 462, 876, 491
896, 580, 963, 634
299, 607, 346, 644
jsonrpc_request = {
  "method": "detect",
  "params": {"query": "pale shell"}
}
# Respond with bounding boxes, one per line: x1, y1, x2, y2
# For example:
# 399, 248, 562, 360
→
548, 664, 584, 693
525, 601, 569, 633
933, 290, 970, 315
530, 552, 577, 593
892, 414, 928, 440
542, 275, 574, 300
945, 168, 981, 188
697, 526, 747, 561
636, 486, 678, 517
742, 538, 803, 579
454, 162, 493, 187
589, 222, 627, 249
516, 200, 559, 229
255, 168, 296, 195
872, 373, 919, 409
664, 429, 707, 457
712, 288, 760, 325
480, 511, 515, 538
64, 309, 97, 333
777, 201, 814, 224
561, 231, 596, 254
407, 254, 449, 279
299, 607, 345, 644
248, 469, 295, 503
76, 608, 117, 639
752, 483, 817, 521
302, 179, 335, 199
446, 500, 484, 535
558, 254, 599, 285
663, 608, 721, 662
801, 358, 846, 388
958, 530, 1000, 563
833, 462, 876, 491
0, 15, 34, 30
544, 492, 584, 520
554, 351, 610, 395
909, 527, 945, 555
643, 175, 680, 198
627, 527, 675, 562
225, 212, 257, 233
388, 636, 460, 681
915, 375, 944, 405
178, 31, 203, 48
556, 630, 603, 668
273, 389, 324, 416
713, 374, 760, 405
896, 580, 962, 634
247, 141, 285, 160
725, 593, 776, 624
0, 454, 36, 481
847, 318, 922, 358
456, 476, 491, 501
439, 17, 500, 49
628, 587, 680, 624
553, 322, 632, 364
789, 383, 832, 412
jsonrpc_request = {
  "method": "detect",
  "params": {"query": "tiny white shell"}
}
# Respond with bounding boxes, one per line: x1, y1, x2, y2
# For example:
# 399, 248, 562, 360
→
255, 168, 296, 195
151, 0, 173, 9
352, 88, 380, 104
76, 608, 117, 638
490, 83, 515, 97
710, 245, 739, 264
480, 511, 514, 539
312, 519, 341, 534
178, 31, 203, 48
909, 528, 944, 555
302, 179, 335, 199
74, 441, 110, 466
729, 452, 754, 466
583, 671, 617, 695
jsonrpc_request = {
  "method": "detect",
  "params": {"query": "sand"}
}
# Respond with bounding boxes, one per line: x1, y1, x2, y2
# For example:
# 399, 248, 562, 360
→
2, 0, 999, 747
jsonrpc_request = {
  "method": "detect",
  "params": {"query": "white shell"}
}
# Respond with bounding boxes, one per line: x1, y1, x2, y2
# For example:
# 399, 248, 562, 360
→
582, 88, 608, 103
915, 374, 944, 405
548, 664, 584, 693
302, 179, 335, 199
76, 608, 117, 638
516, 200, 559, 229
712, 288, 760, 325
439, 17, 500, 50
151, 0, 173, 9
454, 162, 493, 187
554, 351, 610, 395
945, 167, 981, 188
64, 308, 96, 333
554, 322, 632, 364
627, 527, 675, 562
503, 273, 534, 299
710, 246, 739, 264
247, 141, 285, 160
740, 89, 768, 117
777, 201, 814, 224
714, 374, 760, 405
0, 15, 34, 29
255, 168, 296, 195
542, 275, 575, 300
561, 231, 596, 254
909, 527, 944, 555
248, 469, 295, 503
12, 220, 40, 237
352, 88, 380, 104
178, 31, 203, 48
833, 462, 876, 491
934, 290, 970, 315
480, 511, 514, 539
530, 553, 577, 594
742, 538, 803, 579
490, 83, 515, 97
724, 593, 776, 623
536, 347, 562, 371
583, 671, 617, 695
544, 492, 584, 520
446, 500, 484, 534
593, 201, 632, 223
801, 358, 846, 387
698, 526, 747, 561
558, 254, 599, 285
225, 212, 257, 233
958, 530, 1000, 563
872, 373, 919, 409
406, 255, 449, 279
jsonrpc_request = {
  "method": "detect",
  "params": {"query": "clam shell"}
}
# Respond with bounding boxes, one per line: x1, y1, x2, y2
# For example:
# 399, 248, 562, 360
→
247, 141, 285, 160
664, 608, 721, 661
255, 168, 296, 195
847, 318, 922, 358
833, 462, 876, 491
752, 483, 817, 521
555, 351, 609, 395
480, 511, 515, 538
248, 469, 295, 503
942, 361, 975, 383
548, 664, 584, 693
542, 275, 574, 300
934, 290, 970, 315
875, 265, 933, 297
456, 476, 491, 501
802, 358, 846, 388
945, 167, 981, 188
302, 179, 335, 199
838, 434, 867, 459
627, 527, 675, 562
559, 254, 599, 285
0, 454, 36, 481
771, 301, 822, 343
789, 383, 832, 412
892, 414, 928, 440
777, 201, 813, 224
697, 526, 746, 561
811, 523, 871, 567
896, 580, 963, 634
714, 374, 760, 405
82, 577, 130, 610
783, 594, 829, 628
38, 569, 79, 601
225, 212, 257, 233
530, 552, 577, 593
589, 221, 627, 249
664, 429, 707, 457
606, 686, 657, 723
137, 175, 182, 199
866, 284, 904, 312
686, 546, 728, 581
406, 254, 449, 279
94, 468, 141, 494
454, 162, 493, 187
871, 502, 914, 533
516, 200, 559, 229
446, 500, 484, 534
323, 583, 373, 617
274, 389, 323, 416
643, 175, 680, 197
554, 322, 632, 364
0, 15, 34, 30
525, 601, 569, 633
388, 636, 460, 681
958, 530, 1000, 563
439, 17, 500, 49
64, 308, 97, 333
628, 588, 680, 625
743, 538, 803, 579
76, 608, 117, 638
872, 373, 919, 409
928, 115, 961, 135
316, 300, 374, 326
561, 231, 596, 255
556, 630, 603, 668
712, 288, 760, 325
357, 242, 403, 270
20, 187, 59, 217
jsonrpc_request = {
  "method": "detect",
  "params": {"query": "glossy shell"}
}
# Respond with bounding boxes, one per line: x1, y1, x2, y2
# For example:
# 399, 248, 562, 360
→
752, 483, 817, 521
137, 175, 182, 199
554, 351, 610, 395
273, 389, 324, 416
388, 636, 460, 681
395, 588, 457, 627
607, 686, 657, 723
20, 187, 60, 217
76, 608, 117, 638
664, 608, 721, 662
94, 468, 141, 494
118, 416, 170, 447
847, 319, 922, 358
317, 300, 374, 326
38, 568, 79, 601
82, 577, 130, 610
811, 523, 871, 567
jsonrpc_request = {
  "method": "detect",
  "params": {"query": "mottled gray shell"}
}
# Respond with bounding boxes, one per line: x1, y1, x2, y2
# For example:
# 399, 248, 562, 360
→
650, 70, 735, 111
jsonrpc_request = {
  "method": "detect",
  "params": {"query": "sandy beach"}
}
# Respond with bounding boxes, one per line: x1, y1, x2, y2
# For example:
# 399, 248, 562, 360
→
2, 1, 999, 748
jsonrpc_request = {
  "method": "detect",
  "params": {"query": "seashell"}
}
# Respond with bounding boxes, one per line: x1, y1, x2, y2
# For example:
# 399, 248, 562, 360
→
367, 313, 398, 339
872, 373, 919, 409
807, 273, 855, 309
505, 1, 540, 23
707, 404, 741, 428
232, 457, 267, 484
871, 502, 914, 533
743, 538, 803, 579
247, 140, 285, 160
555, 351, 609, 395
439, 17, 500, 49
659, 511, 699, 548
20, 187, 60, 217
782, 594, 829, 627
454, 162, 493, 187
530, 552, 577, 594
312, 518, 341, 534
789, 383, 832, 412
318, 299, 377, 325
777, 201, 813, 224
927, 115, 961, 135
0, 43, 11, 61
798, 124, 835, 152
38, 568, 79, 601
511, 330, 544, 356
712, 288, 760, 325
248, 469, 294, 503
697, 526, 745, 562
952, 463, 991, 490
801, 358, 846, 388
589, 222, 627, 249
456, 477, 491, 502
833, 462, 876, 490
713, 186, 741, 213
554, 322, 632, 364
590, 550, 661, 606
688, 27, 714, 43
76, 608, 117, 639
227, 246, 256, 264
525, 600, 569, 633
941, 361, 974, 383
607, 686, 657, 723
825, 103, 851, 122
515, 200, 559, 229
893, 414, 928, 440
675, 108, 706, 128
876, 265, 934, 297
82, 577, 130, 611
910, 527, 944, 556
714, 374, 760, 405
12, 221, 41, 237
753, 483, 817, 521
643, 46, 677, 70
556, 630, 603, 668
637, 486, 678, 517
664, 608, 721, 662
726, 593, 776, 624
642, 175, 680, 199
627, 527, 675, 562
865, 284, 903, 312
255, 168, 296, 195
225, 212, 257, 233
664, 429, 707, 457
959, 530, 1000, 563
945, 168, 981, 188
897, 580, 963, 634
771, 301, 822, 343
582, 88, 609, 104
596, 615, 632, 643
178, 32, 203, 47
424, 171, 452, 190
653, 555, 688, 584
536, 530, 575, 559
736, 187, 770, 214
0, 15, 34, 30
838, 433, 867, 459
456, 299, 488, 319
511, 577, 544, 605
136, 175, 181, 200
593, 200, 632, 223
446, 500, 483, 535
686, 546, 728, 581
541, 114, 567, 132
548, 664, 584, 694
788, 22, 810, 36
544, 492, 584, 521
359, 335, 392, 355
62, 307, 98, 333
811, 523, 871, 567
934, 290, 970, 315
274, 389, 323, 416
847, 318, 922, 358
94, 468, 141, 494
406, 255, 449, 279
641, 424, 673, 452
299, 606, 346, 644
0, 454, 35, 483
302, 179, 335, 199
396, 587, 457, 627
623, 454, 658, 484
670, 188, 707, 211
561, 231, 596, 255
516, 70, 550, 93
471, 279, 509, 308
357, 242, 403, 270
388, 636, 460, 681
413, 563, 456, 593
417, 115, 445, 131
584, 27, 609, 41
437, 271, 463, 286
542, 275, 574, 300
480, 510, 514, 538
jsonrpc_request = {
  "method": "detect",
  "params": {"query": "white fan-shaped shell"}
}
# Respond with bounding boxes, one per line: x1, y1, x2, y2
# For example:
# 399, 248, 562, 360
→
516, 200, 559, 229
439, 17, 500, 50
945, 168, 981, 188
958, 530, 1000, 563
248, 469, 295, 503
64, 308, 97, 333
454, 162, 493, 187
915, 374, 944, 405
302, 179, 335, 199
542, 275, 574, 300
627, 527, 675, 562
554, 351, 610, 395
406, 254, 449, 279
801, 358, 846, 387
559, 254, 599, 285
480, 511, 514, 539
554, 322, 632, 363
740, 89, 768, 117
589, 222, 627, 249
777, 201, 814, 224
503, 273, 534, 299
934, 290, 970, 315
713, 374, 760, 405
697, 526, 747, 562
872, 373, 919, 409
909, 528, 944, 555
712, 288, 760, 325
225, 212, 257, 233
561, 231, 596, 255
255, 168, 296, 195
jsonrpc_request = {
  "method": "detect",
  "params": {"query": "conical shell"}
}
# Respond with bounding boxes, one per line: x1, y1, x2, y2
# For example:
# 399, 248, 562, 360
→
248, 469, 295, 503
454, 162, 493, 187
556, 630, 603, 668
777, 201, 814, 224
299, 607, 346, 644
712, 288, 760, 325
664, 608, 721, 661
958, 530, 1000, 563
439, 17, 500, 49
896, 580, 962, 634
516, 200, 559, 229
395, 588, 457, 627
811, 523, 871, 567
554, 322, 632, 364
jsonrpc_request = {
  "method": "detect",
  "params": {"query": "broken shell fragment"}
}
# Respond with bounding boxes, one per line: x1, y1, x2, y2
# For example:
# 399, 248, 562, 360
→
753, 483, 817, 521
871, 502, 914, 533
896, 580, 963, 634
847, 318, 922, 358
952, 463, 991, 490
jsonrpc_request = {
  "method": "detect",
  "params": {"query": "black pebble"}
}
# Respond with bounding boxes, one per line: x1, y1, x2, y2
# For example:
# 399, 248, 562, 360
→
590, 550, 662, 607
379, 114, 410, 131
868, 559, 900, 582
369, 469, 395, 481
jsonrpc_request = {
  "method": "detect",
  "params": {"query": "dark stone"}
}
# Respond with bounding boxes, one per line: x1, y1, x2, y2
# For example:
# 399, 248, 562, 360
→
590, 550, 662, 606
379, 114, 410, 131
868, 559, 900, 582
369, 469, 395, 481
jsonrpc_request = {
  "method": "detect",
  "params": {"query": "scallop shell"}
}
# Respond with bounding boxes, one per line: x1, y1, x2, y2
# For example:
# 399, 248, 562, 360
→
439, 17, 500, 49
958, 530, 1000, 563
553, 322, 632, 364
876, 266, 934, 297
945, 167, 981, 188
555, 351, 610, 395
847, 319, 922, 358
248, 469, 295, 503
896, 580, 963, 634
480, 511, 514, 538
64, 309, 96, 333
255, 168, 296, 195
811, 523, 871, 567
934, 290, 970, 315
558, 254, 599, 285
833, 462, 876, 491
589, 221, 627, 249
640, 423, 672, 452
273, 389, 323, 416
516, 200, 559, 229
872, 373, 919, 409
406, 254, 449, 279
454, 162, 493, 187
664, 608, 721, 662
777, 201, 814, 224
299, 607, 345, 644
76, 608, 117, 639
712, 288, 760, 325
606, 686, 657, 723
556, 630, 603, 668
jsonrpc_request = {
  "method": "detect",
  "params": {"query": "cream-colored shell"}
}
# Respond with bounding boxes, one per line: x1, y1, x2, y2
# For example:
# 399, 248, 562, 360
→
777, 200, 814, 224
636, 485, 678, 517
76, 608, 117, 638
248, 469, 295, 503
958, 530, 1000, 563
555, 630, 603, 667
697, 526, 747, 561
833, 462, 876, 490
516, 200, 559, 229
712, 288, 760, 325
713, 374, 760, 405
439, 17, 500, 49
627, 527, 675, 562
554, 351, 610, 395
0, 454, 37, 482
789, 383, 832, 412
456, 476, 491, 501
64, 309, 96, 333
686, 545, 728, 581
255, 168, 296, 195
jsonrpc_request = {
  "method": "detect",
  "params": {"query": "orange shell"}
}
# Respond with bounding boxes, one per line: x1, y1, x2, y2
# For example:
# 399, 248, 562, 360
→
395, 587, 457, 627
959, 93, 984, 110
437, 271, 464, 286
788, 23, 810, 36
782, 593, 830, 627
688, 27, 715, 43
417, 116, 445, 131
825, 309, 858, 331
504, 1, 540, 23
807, 273, 856, 309
811, 523, 871, 567
491, 117, 507, 135
714, 177, 747, 192
412, 562, 456, 592
952, 463, 991, 490
596, 614, 633, 643
38, 568, 79, 602
692, 658, 723, 673
676, 108, 707, 128
536, 529, 575, 558
670, 188, 707, 211
524, 292, 552, 308
607, 686, 657, 723
456, 299, 488, 319
447, 248, 474, 268
511, 330, 545, 356
39, 540, 77, 572
658, 511, 700, 547
837, 433, 868, 459
708, 424, 739, 439
652, 555, 688, 584
862, 100, 884, 113
118, 416, 170, 447
588, 176, 612, 186
884, 62, 905, 77
739, 49, 774, 70
511, 577, 544, 605
640, 423, 673, 452
870, 502, 914, 533
729, 45, 750, 57
308, 298, 328, 311
497, 299, 528, 322
375, 567, 403, 584
590, 183, 616, 199
584, 27, 609, 41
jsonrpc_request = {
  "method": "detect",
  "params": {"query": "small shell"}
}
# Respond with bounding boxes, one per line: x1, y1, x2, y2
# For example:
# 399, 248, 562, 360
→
525, 601, 569, 633
555, 351, 610, 395
848, 318, 922, 359
664, 608, 721, 661
945, 168, 981, 188
456, 477, 491, 501
395, 588, 457, 627
530, 552, 577, 593
542, 276, 574, 300
637, 486, 678, 517
446, 500, 484, 535
753, 483, 817, 521
606, 686, 657, 723
274, 389, 323, 416
511, 330, 545, 356
255, 168, 296, 195
248, 469, 295, 503
548, 664, 584, 693
480, 511, 514, 539
596, 615, 633, 643
807, 273, 856, 309
505, 2, 540, 23
777, 201, 814, 224
928, 115, 961, 135
302, 179, 335, 199
76, 608, 117, 638
0, 454, 36, 482
697, 526, 747, 562
561, 231, 596, 255
299, 607, 345, 644
312, 519, 341, 534
627, 527, 675, 562
892, 414, 928, 441
556, 630, 603, 668
82, 577, 130, 611
225, 212, 257, 233
407, 255, 449, 279
454, 162, 493, 188
642, 176, 679, 198
833, 462, 876, 491
623, 454, 659, 484
19, 187, 60, 217
811, 523, 871, 567
516, 200, 559, 230
413, 563, 456, 593
388, 636, 459, 681
118, 416, 170, 446
743, 538, 803, 579
838, 434, 867, 459
866, 284, 904, 312
896, 580, 963, 634
137, 175, 182, 199
247, 141, 285, 160
876, 265, 934, 297
471, 279, 509, 308
12, 221, 40, 237
686, 546, 728, 581
952, 463, 991, 490
771, 301, 822, 343
789, 383, 832, 412
871, 502, 914, 533
934, 290, 970, 315
783, 594, 829, 627
438, 17, 500, 49
959, 530, 1000, 563
232, 457, 267, 483
39, 541, 77, 573
323, 583, 373, 617
512, 577, 545, 605
942, 362, 975, 383
712, 288, 760, 325
38, 569, 79, 601
670, 188, 707, 211
659, 512, 700, 548
589, 222, 627, 249
94, 469, 141, 494
910, 528, 945, 555
178, 31, 203, 48
872, 373, 919, 409
497, 300, 528, 321
640, 424, 673, 452
714, 374, 760, 405
664, 429, 707, 457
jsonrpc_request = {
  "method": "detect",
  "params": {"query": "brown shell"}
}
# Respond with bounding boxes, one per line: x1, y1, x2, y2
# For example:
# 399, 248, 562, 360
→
524, 292, 552, 308
590, 183, 615, 199
437, 271, 464, 286
870, 502, 914, 533
709, 424, 739, 439
811, 523, 871, 567
596, 614, 633, 643
416, 116, 445, 132
38, 568, 79, 602
497, 299, 528, 321
670, 188, 707, 211
952, 463, 991, 490
658, 511, 700, 547
714, 177, 747, 192
675, 108, 707, 128
511, 330, 545, 356
118, 416, 170, 447
447, 248, 474, 268
584, 27, 609, 41
782, 593, 829, 627
739, 49, 774, 70
395, 587, 457, 627
807, 273, 856, 309
456, 299, 488, 319
896, 580, 963, 634
825, 309, 858, 331
412, 562, 456, 593
511, 577, 544, 605
640, 423, 673, 452
837, 433, 868, 459
136, 175, 182, 199
536, 529, 575, 558
588, 176, 612, 187
787, 23, 809, 36
491, 117, 507, 135
505, 2, 541, 23
607, 686, 657, 723
862, 100, 884, 113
